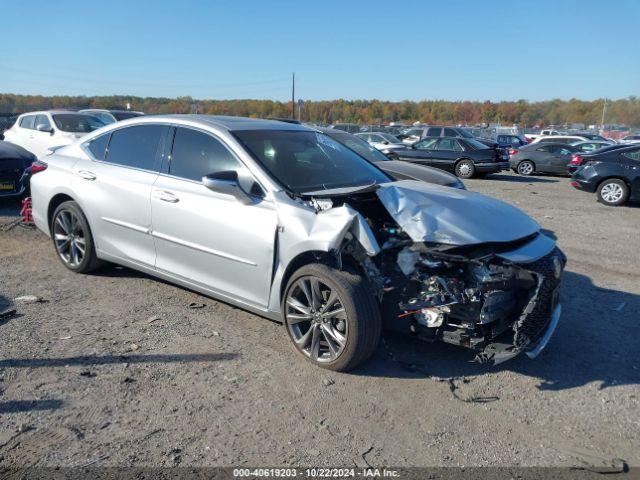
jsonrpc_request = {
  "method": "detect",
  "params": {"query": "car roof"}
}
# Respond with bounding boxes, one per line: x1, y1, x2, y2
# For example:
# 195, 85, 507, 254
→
128, 114, 312, 132
19, 110, 83, 116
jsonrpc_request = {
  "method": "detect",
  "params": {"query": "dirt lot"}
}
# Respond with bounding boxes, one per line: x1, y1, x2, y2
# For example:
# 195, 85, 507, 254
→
1, 171, 639, 469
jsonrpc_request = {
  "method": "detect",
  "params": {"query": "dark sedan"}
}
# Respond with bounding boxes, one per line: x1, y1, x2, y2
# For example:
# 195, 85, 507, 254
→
318, 128, 466, 189
0, 141, 36, 199
388, 137, 508, 179
509, 142, 576, 175
570, 145, 640, 206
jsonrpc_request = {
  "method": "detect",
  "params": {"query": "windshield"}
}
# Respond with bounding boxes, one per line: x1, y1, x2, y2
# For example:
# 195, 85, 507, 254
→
52, 114, 105, 133
84, 111, 116, 125
234, 130, 391, 194
459, 128, 475, 138
380, 133, 401, 143
327, 131, 390, 163
114, 112, 143, 121
464, 138, 490, 149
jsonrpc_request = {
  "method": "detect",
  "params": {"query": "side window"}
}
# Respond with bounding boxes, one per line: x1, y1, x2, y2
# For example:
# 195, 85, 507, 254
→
443, 128, 458, 137
34, 115, 51, 130
170, 127, 258, 194
536, 145, 552, 152
437, 138, 458, 151
370, 134, 383, 142
87, 133, 111, 161
20, 115, 35, 129
426, 127, 442, 137
559, 147, 573, 155
497, 135, 506, 143
622, 150, 640, 161
415, 138, 438, 150
105, 125, 164, 171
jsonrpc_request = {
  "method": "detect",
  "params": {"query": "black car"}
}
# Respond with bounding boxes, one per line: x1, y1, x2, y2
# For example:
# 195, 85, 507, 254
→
318, 128, 466, 189
388, 137, 509, 179
570, 145, 640, 206
420, 125, 502, 149
566, 143, 634, 174
0, 141, 36, 199
509, 142, 576, 175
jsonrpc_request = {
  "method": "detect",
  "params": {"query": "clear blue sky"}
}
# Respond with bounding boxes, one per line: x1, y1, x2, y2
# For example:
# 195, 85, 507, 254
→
1, 0, 638, 102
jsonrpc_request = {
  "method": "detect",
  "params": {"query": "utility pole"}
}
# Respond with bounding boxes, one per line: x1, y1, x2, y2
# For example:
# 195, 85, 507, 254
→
291, 72, 295, 119
600, 98, 607, 132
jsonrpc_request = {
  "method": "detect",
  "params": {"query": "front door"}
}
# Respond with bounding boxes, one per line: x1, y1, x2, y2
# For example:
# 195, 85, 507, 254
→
151, 126, 277, 309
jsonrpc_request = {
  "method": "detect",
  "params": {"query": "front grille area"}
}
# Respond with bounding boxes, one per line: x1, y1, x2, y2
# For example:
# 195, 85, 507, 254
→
513, 247, 564, 348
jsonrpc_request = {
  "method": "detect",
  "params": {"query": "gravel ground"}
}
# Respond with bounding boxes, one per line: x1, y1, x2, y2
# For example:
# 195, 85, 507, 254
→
0, 171, 639, 469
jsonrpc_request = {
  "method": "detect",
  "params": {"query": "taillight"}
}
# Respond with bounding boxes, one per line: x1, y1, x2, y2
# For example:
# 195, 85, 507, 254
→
570, 155, 583, 166
30, 161, 48, 174
509, 148, 518, 156
571, 181, 579, 188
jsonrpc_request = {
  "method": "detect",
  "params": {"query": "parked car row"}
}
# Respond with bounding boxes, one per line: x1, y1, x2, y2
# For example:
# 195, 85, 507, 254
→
2, 109, 144, 159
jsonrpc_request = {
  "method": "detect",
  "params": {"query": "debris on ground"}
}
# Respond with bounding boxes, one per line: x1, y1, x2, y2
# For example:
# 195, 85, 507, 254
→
147, 315, 161, 323
129, 344, 140, 352
16, 423, 33, 433
187, 302, 206, 309
13, 295, 44, 304
58, 335, 72, 340
561, 449, 629, 474
122, 377, 136, 384
80, 454, 110, 467
0, 309, 17, 322
79, 370, 97, 378
447, 378, 500, 404
322, 377, 335, 387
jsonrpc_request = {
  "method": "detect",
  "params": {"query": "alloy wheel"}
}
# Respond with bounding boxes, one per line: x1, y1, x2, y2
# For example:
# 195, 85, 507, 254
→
518, 162, 534, 175
600, 183, 624, 203
285, 276, 348, 363
53, 210, 86, 267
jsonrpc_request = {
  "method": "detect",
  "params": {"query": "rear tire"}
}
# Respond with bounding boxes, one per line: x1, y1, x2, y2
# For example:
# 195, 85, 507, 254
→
597, 179, 629, 206
517, 160, 535, 176
455, 159, 476, 179
51, 201, 103, 273
283, 263, 381, 372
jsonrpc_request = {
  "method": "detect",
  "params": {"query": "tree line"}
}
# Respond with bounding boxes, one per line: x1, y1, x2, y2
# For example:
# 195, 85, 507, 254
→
1, 94, 639, 127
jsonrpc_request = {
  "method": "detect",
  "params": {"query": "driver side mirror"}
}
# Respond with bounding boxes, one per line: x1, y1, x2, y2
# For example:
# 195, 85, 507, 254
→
202, 170, 253, 204
36, 124, 54, 135
382, 140, 389, 145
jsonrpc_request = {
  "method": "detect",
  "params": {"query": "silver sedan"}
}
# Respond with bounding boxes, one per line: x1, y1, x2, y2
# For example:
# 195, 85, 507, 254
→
30, 116, 565, 371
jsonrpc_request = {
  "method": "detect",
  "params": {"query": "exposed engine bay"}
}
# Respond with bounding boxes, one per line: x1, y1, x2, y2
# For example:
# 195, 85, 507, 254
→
301, 182, 565, 365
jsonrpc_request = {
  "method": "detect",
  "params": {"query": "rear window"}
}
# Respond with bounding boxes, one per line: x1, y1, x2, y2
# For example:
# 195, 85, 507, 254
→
113, 112, 143, 121
52, 114, 105, 133
105, 125, 165, 170
464, 138, 489, 150
426, 127, 442, 137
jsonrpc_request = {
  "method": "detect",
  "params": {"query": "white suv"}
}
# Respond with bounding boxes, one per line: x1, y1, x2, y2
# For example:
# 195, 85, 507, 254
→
3, 111, 105, 158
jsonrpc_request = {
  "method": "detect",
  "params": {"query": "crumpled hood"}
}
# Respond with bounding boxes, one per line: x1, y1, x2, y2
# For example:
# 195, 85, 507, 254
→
376, 180, 540, 245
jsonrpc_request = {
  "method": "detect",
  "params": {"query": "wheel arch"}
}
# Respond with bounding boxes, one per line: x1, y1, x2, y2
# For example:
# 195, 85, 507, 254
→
596, 175, 631, 191
277, 250, 366, 310
47, 193, 77, 232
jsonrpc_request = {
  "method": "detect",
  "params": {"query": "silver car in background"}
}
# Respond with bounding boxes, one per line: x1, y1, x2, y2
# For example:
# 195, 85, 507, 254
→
30, 116, 565, 371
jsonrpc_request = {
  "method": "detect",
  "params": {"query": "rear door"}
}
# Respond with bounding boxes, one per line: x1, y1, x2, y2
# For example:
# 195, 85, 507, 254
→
433, 138, 463, 171
73, 124, 168, 266
549, 145, 575, 172
151, 126, 277, 309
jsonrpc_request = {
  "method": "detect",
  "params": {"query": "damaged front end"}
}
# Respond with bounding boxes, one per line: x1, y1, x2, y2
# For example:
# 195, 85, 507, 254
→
293, 180, 565, 365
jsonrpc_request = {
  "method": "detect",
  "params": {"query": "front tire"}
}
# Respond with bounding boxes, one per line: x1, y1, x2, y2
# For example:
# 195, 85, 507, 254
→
517, 160, 535, 176
51, 201, 103, 273
455, 159, 476, 179
597, 179, 629, 206
283, 263, 381, 372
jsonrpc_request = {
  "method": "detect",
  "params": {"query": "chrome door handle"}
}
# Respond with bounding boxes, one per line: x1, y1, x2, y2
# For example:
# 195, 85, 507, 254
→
153, 190, 179, 203
77, 170, 97, 181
